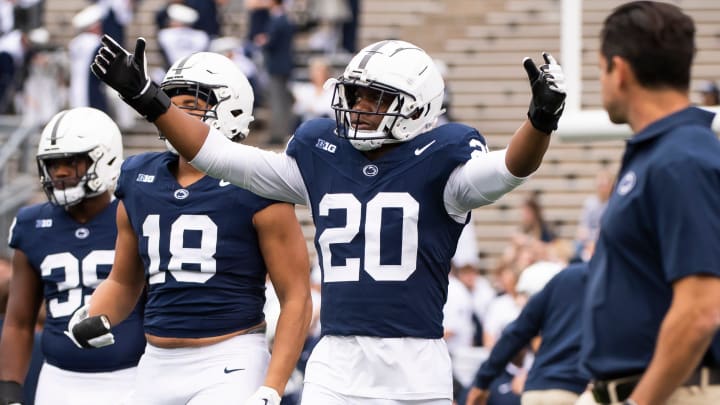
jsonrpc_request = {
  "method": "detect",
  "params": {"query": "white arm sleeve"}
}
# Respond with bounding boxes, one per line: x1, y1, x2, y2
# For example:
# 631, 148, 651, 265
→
444, 148, 527, 221
190, 128, 308, 205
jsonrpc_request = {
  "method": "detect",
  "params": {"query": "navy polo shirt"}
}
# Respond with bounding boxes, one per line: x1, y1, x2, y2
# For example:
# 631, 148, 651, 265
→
580, 107, 720, 380
473, 263, 589, 394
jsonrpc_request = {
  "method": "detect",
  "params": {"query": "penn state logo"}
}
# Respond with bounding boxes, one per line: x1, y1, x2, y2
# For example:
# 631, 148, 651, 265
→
174, 189, 190, 200
617, 171, 636, 196
75, 227, 90, 239
362, 164, 379, 177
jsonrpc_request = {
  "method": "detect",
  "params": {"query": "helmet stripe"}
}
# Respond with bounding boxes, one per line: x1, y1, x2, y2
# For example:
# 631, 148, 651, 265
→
173, 54, 195, 75
49, 110, 69, 146
357, 40, 391, 70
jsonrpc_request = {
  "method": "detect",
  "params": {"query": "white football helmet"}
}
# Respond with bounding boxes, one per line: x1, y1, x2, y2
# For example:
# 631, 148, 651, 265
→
37, 107, 123, 207
330, 40, 445, 151
161, 52, 254, 147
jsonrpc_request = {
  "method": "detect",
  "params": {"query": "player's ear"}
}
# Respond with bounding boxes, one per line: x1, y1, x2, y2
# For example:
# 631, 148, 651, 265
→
612, 56, 635, 89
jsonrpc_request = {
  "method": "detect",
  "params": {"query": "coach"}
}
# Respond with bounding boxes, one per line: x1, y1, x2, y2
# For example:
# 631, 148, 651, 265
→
578, 2, 720, 405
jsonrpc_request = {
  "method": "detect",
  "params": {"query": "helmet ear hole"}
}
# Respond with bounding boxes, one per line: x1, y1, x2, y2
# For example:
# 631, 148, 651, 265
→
231, 109, 243, 117
411, 107, 424, 119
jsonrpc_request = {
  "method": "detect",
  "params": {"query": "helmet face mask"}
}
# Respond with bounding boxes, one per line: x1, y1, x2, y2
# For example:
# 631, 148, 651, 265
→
161, 52, 254, 147
37, 154, 94, 207
332, 81, 409, 150
331, 40, 445, 151
36, 108, 123, 207
163, 81, 221, 122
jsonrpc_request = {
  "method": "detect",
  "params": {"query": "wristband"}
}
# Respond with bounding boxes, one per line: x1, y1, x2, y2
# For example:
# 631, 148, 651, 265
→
124, 81, 171, 122
0, 380, 24, 404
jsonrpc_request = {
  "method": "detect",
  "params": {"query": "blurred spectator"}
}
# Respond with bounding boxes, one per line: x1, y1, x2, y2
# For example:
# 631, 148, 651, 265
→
340, 0, 359, 53
467, 262, 588, 405
255, 0, 295, 145
154, 0, 182, 30
518, 195, 556, 243
698, 80, 720, 106
0, 0, 12, 35
157, 3, 209, 71
94, 0, 135, 47
445, 222, 494, 404
307, 0, 350, 54
291, 56, 334, 127
210, 36, 264, 106
185, 0, 226, 38
484, 357, 523, 405
68, 4, 108, 112
155, 0, 223, 38
483, 264, 521, 349
12, 0, 43, 31
244, 0, 270, 55
574, 169, 613, 259
0, 28, 45, 113
20, 28, 66, 125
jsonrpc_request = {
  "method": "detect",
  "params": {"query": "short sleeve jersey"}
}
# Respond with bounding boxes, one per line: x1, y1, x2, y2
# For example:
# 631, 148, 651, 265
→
116, 151, 277, 338
8, 200, 145, 372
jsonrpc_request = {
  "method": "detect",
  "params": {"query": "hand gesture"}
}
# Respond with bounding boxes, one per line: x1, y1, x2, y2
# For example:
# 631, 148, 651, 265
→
244, 386, 281, 405
523, 52, 567, 134
91, 36, 149, 101
64, 304, 115, 349
91, 35, 170, 122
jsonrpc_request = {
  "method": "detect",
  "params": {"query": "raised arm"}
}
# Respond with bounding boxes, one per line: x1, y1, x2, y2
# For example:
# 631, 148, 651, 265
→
90, 36, 307, 204
506, 52, 566, 177
444, 53, 566, 216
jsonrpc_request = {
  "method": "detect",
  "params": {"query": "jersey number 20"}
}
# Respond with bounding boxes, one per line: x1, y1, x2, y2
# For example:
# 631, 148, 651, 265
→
319, 192, 419, 282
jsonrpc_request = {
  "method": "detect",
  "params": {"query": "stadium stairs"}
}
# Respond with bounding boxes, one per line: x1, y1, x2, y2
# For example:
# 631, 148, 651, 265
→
5, 0, 719, 269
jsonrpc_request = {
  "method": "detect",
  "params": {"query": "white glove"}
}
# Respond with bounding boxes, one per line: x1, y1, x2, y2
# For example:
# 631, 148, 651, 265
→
64, 304, 115, 349
244, 386, 281, 405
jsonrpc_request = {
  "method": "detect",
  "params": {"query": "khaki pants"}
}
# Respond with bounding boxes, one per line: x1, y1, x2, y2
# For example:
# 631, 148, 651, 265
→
575, 385, 720, 405
521, 389, 579, 405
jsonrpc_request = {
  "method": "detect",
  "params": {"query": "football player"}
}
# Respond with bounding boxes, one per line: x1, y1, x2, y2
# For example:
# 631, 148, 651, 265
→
68, 52, 311, 405
89, 36, 566, 404
0, 107, 145, 405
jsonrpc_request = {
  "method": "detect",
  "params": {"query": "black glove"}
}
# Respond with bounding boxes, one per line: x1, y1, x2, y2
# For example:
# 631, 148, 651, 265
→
91, 35, 170, 122
64, 304, 115, 349
523, 52, 567, 134
0, 380, 24, 405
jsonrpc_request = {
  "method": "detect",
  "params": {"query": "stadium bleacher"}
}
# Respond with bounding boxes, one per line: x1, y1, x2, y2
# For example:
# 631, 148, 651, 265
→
3, 0, 720, 269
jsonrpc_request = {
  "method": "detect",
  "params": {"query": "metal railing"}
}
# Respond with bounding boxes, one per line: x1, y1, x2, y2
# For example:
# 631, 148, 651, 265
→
0, 115, 41, 256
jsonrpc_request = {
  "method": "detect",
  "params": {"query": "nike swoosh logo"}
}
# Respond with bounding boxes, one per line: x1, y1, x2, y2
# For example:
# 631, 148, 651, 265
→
223, 367, 245, 374
414, 140, 436, 155
219, 180, 231, 187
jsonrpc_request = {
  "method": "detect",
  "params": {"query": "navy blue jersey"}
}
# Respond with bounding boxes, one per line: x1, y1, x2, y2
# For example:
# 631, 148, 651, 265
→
116, 151, 276, 338
287, 119, 487, 338
8, 200, 145, 372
